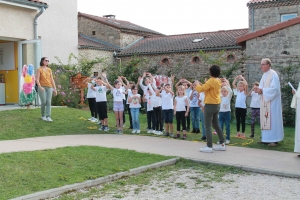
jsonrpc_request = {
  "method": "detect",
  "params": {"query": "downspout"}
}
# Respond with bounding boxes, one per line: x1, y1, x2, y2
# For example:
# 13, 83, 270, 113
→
34, 7, 45, 106
251, 7, 254, 32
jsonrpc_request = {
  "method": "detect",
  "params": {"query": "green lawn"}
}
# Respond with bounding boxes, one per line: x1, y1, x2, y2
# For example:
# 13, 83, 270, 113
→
0, 107, 295, 152
0, 146, 172, 199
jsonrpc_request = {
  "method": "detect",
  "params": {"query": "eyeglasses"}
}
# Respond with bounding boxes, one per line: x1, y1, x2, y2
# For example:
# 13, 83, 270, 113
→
261, 64, 268, 66
45, 60, 49, 62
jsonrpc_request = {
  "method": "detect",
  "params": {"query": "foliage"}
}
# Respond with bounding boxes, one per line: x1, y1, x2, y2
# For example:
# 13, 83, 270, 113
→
276, 64, 300, 126
50, 54, 105, 108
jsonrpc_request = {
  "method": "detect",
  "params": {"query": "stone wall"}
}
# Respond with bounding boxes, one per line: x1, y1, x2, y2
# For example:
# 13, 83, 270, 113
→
78, 17, 121, 46
245, 23, 300, 85
249, 4, 300, 32
120, 33, 142, 48
119, 49, 244, 81
79, 48, 114, 75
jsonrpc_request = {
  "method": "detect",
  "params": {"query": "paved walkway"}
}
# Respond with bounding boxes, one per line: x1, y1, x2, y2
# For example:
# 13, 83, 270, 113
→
0, 134, 299, 178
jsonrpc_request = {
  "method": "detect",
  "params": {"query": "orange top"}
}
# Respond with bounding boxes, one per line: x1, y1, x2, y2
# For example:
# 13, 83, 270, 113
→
38, 67, 53, 87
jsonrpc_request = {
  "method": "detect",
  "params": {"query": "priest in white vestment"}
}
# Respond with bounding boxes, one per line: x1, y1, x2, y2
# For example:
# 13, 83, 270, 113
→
291, 83, 300, 157
254, 58, 284, 146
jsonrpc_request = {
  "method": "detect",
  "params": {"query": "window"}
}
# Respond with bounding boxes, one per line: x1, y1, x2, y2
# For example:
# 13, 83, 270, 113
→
161, 58, 170, 65
192, 56, 200, 64
281, 13, 297, 22
92, 31, 96, 35
227, 54, 235, 62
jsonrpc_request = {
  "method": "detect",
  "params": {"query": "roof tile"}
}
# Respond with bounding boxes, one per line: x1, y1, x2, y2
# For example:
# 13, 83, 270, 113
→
118, 29, 248, 56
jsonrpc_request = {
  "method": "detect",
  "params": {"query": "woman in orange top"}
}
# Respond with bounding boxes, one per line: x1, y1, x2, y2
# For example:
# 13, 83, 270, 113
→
195, 65, 225, 153
36, 57, 57, 122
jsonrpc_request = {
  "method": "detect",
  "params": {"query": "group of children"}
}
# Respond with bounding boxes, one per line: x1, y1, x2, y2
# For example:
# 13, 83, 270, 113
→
84, 69, 261, 149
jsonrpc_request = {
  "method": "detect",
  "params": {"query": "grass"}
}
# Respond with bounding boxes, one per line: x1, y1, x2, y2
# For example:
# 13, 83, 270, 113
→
0, 107, 295, 152
0, 146, 173, 199
56, 158, 245, 199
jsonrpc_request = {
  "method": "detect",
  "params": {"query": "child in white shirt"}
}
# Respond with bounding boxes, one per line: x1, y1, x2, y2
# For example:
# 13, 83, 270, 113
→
174, 86, 189, 139
128, 85, 141, 134
219, 78, 233, 144
248, 82, 261, 138
161, 83, 174, 137
232, 75, 248, 138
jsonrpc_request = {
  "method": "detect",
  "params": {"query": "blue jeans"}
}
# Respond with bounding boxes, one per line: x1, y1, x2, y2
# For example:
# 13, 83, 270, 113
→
200, 108, 206, 136
38, 87, 53, 117
219, 111, 231, 140
130, 108, 140, 130
190, 107, 200, 129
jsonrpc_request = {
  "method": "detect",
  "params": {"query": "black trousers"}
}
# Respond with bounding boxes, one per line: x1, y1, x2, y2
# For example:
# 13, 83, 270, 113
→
235, 107, 247, 132
185, 106, 190, 129
147, 110, 155, 130
176, 111, 186, 131
153, 106, 163, 131
127, 104, 133, 128
87, 98, 97, 118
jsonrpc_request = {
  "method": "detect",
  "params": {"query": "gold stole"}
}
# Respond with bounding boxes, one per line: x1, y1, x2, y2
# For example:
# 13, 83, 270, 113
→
260, 70, 274, 130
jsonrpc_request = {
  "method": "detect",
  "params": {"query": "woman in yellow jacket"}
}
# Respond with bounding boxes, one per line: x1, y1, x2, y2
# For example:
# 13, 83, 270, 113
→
195, 65, 225, 153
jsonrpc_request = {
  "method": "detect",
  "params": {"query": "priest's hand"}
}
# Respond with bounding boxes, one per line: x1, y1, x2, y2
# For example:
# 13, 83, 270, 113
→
292, 89, 296, 95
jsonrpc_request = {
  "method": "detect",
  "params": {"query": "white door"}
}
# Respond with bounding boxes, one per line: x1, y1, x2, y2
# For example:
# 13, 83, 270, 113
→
18, 39, 42, 105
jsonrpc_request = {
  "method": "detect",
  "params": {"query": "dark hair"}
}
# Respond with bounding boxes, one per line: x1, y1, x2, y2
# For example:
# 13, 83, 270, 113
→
113, 80, 119, 86
131, 85, 137, 90
40, 57, 48, 66
165, 84, 170, 87
209, 65, 221, 77
157, 86, 161, 90
97, 77, 102, 80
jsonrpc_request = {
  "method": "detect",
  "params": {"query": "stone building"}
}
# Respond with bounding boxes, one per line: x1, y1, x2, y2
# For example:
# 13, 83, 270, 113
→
78, 12, 163, 72
238, 0, 300, 85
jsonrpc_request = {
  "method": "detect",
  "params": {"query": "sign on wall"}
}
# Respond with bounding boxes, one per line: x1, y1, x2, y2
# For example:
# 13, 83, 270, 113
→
0, 42, 15, 70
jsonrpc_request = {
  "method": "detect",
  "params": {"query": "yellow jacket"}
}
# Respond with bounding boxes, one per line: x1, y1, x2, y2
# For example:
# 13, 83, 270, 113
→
195, 77, 221, 104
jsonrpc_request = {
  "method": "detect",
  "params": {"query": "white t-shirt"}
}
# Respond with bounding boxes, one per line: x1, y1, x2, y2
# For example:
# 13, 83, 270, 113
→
126, 89, 132, 104
146, 94, 155, 111
113, 88, 124, 102
185, 87, 192, 103
161, 90, 174, 110
189, 90, 199, 107
199, 92, 205, 107
121, 86, 126, 100
220, 86, 233, 112
175, 96, 187, 111
87, 83, 96, 98
250, 91, 261, 108
153, 95, 162, 107
233, 89, 247, 109
129, 94, 141, 108
94, 86, 107, 102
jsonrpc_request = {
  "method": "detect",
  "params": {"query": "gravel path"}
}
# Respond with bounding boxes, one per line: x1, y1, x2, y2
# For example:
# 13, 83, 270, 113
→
56, 169, 300, 200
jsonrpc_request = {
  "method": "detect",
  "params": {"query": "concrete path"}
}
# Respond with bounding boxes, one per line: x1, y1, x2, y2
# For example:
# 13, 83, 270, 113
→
0, 134, 299, 178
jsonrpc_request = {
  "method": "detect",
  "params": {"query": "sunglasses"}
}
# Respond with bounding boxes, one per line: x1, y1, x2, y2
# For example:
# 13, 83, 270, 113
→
45, 60, 49, 62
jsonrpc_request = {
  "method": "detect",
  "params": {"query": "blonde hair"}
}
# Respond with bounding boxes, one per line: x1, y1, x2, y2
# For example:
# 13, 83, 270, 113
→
176, 85, 186, 96
221, 86, 229, 92
253, 82, 259, 86
237, 81, 246, 87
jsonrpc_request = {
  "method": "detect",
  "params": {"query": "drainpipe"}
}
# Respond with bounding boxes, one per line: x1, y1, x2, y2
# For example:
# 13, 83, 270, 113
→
251, 7, 254, 32
33, 7, 45, 106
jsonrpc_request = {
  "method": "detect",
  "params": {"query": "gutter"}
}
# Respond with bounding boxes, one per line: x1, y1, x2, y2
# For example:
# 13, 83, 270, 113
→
117, 46, 242, 57
0, 0, 49, 9
34, 7, 45, 39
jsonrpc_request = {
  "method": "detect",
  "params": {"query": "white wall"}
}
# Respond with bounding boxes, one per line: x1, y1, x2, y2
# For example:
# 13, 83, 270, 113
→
38, 0, 78, 64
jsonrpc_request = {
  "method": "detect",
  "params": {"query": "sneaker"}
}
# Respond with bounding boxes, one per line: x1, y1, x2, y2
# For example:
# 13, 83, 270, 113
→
249, 135, 254, 138
163, 132, 170, 136
182, 134, 187, 140
136, 130, 141, 134
200, 146, 213, 153
118, 130, 123, 134
97, 121, 102, 125
236, 133, 241, 137
174, 134, 181, 139
213, 143, 226, 151
151, 130, 156, 134
200, 136, 206, 141
115, 130, 119, 134
132, 129, 137, 134
191, 129, 196, 133
46, 117, 53, 122
88, 117, 94, 121
225, 139, 230, 144
240, 133, 245, 138
99, 126, 105, 131
123, 124, 125, 128
41, 116, 47, 121
104, 126, 109, 132
147, 129, 152, 134
157, 131, 163, 135
91, 118, 99, 123
196, 129, 200, 134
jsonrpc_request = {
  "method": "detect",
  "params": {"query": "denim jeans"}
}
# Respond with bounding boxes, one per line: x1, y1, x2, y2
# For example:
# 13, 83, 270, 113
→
200, 108, 206, 136
38, 86, 53, 117
130, 108, 140, 130
190, 107, 200, 129
219, 111, 231, 140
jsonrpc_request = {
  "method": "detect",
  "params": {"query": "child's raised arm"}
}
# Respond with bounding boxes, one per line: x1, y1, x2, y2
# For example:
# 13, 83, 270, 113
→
232, 76, 239, 89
